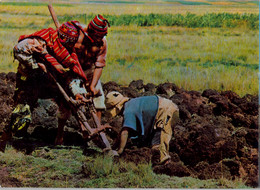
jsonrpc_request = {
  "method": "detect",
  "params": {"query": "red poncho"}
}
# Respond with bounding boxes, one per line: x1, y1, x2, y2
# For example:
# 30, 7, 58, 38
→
19, 28, 87, 81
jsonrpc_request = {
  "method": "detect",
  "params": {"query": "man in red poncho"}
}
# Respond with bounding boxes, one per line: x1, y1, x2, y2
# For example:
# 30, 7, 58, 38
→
0, 21, 87, 152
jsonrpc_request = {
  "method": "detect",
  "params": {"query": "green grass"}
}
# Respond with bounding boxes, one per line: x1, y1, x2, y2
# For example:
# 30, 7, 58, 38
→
1, 13, 258, 29
85, 0, 165, 3
103, 26, 258, 96
0, 25, 258, 97
0, 2, 73, 7
0, 145, 250, 188
177, 1, 211, 5
0, 3, 258, 97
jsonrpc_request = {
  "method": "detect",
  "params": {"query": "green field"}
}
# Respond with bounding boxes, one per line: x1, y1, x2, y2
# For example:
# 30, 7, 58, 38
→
0, 0, 258, 97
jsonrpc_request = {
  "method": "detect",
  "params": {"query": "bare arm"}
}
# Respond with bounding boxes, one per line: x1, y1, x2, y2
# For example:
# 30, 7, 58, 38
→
117, 128, 129, 155
89, 38, 107, 95
90, 67, 103, 95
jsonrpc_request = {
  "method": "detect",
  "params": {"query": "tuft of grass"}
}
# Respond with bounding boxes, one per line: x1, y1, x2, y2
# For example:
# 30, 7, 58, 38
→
82, 155, 118, 178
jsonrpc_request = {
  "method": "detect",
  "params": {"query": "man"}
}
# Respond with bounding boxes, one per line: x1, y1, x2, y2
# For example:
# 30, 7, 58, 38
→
105, 91, 179, 165
75, 14, 109, 119
54, 15, 110, 145
0, 21, 87, 152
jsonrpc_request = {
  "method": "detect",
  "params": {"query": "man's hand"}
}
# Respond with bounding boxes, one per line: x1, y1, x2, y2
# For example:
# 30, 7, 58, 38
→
38, 63, 47, 73
117, 148, 124, 155
62, 67, 70, 73
90, 85, 101, 96
54, 64, 70, 74
75, 93, 89, 103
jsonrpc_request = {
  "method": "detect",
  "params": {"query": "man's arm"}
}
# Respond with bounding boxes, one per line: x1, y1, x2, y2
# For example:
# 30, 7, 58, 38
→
43, 53, 69, 74
90, 38, 107, 95
117, 128, 129, 155
90, 67, 102, 95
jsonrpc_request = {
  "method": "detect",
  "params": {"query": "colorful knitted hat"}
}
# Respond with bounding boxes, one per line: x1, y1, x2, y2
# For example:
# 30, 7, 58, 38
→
58, 21, 79, 44
87, 15, 110, 36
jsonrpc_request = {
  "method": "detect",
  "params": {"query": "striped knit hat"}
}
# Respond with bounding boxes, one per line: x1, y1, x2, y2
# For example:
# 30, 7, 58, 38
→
58, 21, 79, 44
87, 15, 110, 36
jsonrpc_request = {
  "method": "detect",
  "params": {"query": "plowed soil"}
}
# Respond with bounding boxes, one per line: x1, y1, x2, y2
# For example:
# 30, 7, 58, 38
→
0, 72, 258, 187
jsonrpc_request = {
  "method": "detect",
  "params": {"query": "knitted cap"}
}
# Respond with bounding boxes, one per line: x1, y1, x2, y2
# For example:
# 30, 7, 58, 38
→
58, 21, 79, 44
88, 15, 110, 36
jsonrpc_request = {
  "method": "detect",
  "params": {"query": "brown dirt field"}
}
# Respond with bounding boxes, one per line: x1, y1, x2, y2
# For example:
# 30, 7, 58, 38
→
0, 72, 258, 187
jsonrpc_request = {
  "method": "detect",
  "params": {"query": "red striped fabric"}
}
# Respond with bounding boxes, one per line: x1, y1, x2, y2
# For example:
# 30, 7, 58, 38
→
18, 28, 87, 81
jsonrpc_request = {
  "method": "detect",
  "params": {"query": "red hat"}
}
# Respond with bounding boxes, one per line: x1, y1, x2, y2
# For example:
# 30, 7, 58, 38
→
87, 15, 110, 36
58, 21, 79, 44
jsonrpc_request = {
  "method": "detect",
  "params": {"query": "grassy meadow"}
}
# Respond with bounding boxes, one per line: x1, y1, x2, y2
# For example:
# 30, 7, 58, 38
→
0, 0, 259, 97
0, 146, 249, 188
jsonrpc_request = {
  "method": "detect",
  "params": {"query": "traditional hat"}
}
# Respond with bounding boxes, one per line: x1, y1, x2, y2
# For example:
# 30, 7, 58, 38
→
105, 91, 129, 117
88, 15, 110, 36
58, 21, 79, 44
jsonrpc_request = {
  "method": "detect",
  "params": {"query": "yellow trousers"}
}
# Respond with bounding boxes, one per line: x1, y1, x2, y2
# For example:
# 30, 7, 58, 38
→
154, 96, 179, 164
